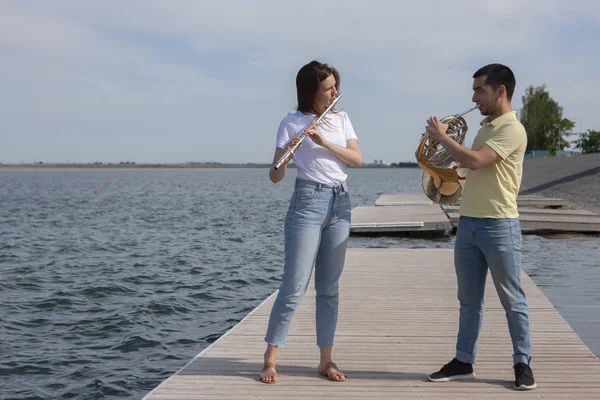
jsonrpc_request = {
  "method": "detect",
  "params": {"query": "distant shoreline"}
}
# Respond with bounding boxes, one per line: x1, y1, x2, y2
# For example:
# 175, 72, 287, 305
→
0, 163, 419, 169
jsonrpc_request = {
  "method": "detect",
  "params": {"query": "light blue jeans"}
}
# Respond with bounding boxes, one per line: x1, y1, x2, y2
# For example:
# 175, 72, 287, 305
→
454, 216, 532, 365
265, 178, 351, 347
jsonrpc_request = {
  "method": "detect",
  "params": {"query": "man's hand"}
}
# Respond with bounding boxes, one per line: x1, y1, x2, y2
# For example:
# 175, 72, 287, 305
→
425, 116, 449, 141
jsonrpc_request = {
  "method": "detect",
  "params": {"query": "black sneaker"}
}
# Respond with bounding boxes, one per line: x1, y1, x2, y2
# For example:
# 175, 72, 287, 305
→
428, 358, 475, 382
514, 363, 537, 390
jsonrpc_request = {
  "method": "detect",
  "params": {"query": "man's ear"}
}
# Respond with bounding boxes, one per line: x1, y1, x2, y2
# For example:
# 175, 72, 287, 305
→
498, 85, 506, 100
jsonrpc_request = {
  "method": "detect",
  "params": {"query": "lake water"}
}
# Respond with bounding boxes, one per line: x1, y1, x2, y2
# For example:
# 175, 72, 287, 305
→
1, 168, 598, 399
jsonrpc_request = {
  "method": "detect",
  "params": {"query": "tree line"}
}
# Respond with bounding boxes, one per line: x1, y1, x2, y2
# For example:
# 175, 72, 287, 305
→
519, 85, 599, 154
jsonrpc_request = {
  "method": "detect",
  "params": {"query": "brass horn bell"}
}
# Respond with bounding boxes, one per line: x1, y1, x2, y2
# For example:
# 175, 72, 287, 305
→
415, 107, 476, 204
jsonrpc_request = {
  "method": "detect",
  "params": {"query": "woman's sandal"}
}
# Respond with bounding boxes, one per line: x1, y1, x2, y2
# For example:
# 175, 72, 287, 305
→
318, 361, 347, 382
259, 362, 279, 384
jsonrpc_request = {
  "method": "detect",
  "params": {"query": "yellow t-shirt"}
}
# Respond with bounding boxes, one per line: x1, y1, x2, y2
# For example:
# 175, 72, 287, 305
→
459, 111, 527, 218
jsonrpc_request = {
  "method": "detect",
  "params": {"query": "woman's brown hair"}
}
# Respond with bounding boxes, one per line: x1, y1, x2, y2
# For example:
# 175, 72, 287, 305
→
296, 60, 340, 114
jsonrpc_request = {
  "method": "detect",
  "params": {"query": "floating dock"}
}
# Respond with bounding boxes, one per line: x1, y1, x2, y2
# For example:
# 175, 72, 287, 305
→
374, 194, 433, 206
441, 205, 600, 232
143, 249, 600, 399
351, 204, 451, 234
374, 194, 569, 209
351, 194, 600, 235
442, 205, 597, 217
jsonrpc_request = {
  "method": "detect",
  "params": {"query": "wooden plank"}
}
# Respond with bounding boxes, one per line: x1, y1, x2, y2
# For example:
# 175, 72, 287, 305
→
515, 197, 569, 208
377, 194, 569, 209
456, 196, 568, 208
520, 214, 600, 232
350, 205, 450, 233
441, 205, 597, 217
143, 249, 600, 400
446, 212, 460, 228
443, 211, 600, 233
375, 194, 433, 206
377, 195, 599, 232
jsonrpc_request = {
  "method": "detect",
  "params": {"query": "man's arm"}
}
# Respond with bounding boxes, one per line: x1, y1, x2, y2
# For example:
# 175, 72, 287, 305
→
426, 117, 500, 170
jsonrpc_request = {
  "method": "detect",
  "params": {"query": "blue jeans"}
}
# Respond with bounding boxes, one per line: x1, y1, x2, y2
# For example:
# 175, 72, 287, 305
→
265, 178, 351, 347
454, 216, 532, 365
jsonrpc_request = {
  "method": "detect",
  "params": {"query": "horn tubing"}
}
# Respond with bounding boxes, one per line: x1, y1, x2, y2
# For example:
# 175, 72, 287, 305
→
452, 105, 479, 121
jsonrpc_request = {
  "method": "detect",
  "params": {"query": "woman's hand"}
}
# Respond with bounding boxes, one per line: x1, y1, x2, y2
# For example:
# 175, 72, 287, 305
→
305, 122, 329, 147
281, 137, 303, 164
269, 138, 303, 183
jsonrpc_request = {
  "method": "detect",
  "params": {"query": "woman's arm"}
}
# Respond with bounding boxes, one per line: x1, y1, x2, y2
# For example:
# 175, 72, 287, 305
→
321, 139, 362, 167
304, 122, 362, 167
268, 137, 303, 183
269, 148, 287, 183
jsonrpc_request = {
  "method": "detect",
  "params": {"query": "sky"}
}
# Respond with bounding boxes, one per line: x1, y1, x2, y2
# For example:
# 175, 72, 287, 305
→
1, 0, 599, 164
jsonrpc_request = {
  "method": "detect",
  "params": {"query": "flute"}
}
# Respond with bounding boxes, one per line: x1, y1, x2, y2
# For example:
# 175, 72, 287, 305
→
273, 93, 343, 170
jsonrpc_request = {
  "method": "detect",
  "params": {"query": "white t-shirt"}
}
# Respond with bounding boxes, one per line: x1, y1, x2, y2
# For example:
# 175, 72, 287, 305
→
275, 110, 358, 185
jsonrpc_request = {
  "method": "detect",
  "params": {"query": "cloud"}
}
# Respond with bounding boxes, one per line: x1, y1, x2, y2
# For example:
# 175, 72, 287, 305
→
0, 0, 598, 163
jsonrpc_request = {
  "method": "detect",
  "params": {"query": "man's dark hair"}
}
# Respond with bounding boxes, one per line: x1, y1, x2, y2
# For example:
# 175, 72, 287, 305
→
473, 63, 516, 101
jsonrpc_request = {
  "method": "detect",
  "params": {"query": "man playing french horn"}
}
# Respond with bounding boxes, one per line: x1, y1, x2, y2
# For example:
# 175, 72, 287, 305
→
425, 64, 537, 390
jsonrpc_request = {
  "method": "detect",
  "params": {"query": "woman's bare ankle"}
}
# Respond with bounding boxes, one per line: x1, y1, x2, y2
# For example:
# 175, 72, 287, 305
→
264, 345, 278, 365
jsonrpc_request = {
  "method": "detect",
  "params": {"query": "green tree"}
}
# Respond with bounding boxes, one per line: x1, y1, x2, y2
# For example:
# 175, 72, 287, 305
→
519, 85, 575, 155
575, 129, 600, 154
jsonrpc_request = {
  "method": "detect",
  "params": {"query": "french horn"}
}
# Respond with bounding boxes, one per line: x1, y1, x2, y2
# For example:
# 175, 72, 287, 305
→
415, 106, 478, 204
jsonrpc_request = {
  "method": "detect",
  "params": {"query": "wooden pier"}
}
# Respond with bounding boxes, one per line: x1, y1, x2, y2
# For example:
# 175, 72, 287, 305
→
512, 196, 569, 209
374, 194, 433, 206
351, 204, 451, 234
441, 205, 600, 232
351, 194, 600, 235
375, 194, 569, 209
143, 249, 600, 399
442, 205, 597, 218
